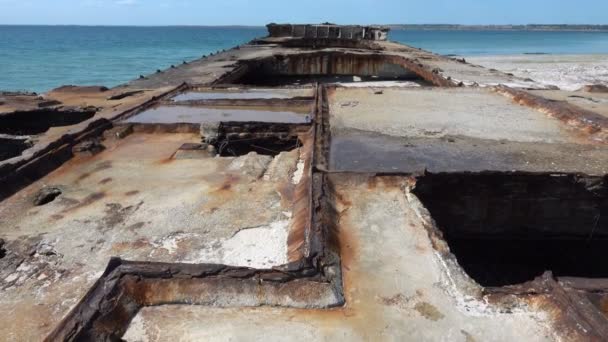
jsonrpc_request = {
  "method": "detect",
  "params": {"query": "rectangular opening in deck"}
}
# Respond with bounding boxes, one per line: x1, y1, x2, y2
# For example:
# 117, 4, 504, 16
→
413, 173, 608, 287
0, 109, 96, 135
228, 53, 431, 86
0, 136, 32, 161
209, 122, 306, 157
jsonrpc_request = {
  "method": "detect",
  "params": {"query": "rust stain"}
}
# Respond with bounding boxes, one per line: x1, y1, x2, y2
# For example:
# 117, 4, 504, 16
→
276, 181, 295, 209
77, 172, 92, 181
461, 330, 477, 342
99, 178, 113, 185
75, 161, 113, 183
200, 174, 242, 213
214, 174, 240, 193
600, 296, 608, 317
379, 293, 414, 309
127, 222, 145, 232
338, 217, 357, 279
125, 190, 140, 196
414, 302, 445, 321
494, 85, 608, 143
334, 191, 352, 207
57, 197, 80, 208
111, 238, 149, 253
156, 155, 175, 165
366, 177, 379, 190
287, 130, 313, 262
286, 173, 309, 261
61, 192, 106, 213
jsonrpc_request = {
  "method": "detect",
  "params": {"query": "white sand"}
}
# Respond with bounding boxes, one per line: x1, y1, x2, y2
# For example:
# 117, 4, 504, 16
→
466, 54, 608, 91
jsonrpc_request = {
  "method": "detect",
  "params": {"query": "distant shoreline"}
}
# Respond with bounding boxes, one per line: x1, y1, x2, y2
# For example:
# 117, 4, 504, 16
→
0, 24, 607, 32
388, 25, 608, 32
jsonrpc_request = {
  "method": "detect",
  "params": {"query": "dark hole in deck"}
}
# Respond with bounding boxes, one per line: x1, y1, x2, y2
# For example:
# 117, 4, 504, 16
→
0, 137, 32, 161
34, 187, 63, 206
0, 109, 96, 135
0, 240, 6, 259
413, 173, 608, 287
228, 52, 429, 86
214, 136, 301, 157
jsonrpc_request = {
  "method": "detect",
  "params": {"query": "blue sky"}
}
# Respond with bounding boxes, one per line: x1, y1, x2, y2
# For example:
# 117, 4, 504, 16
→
0, 0, 606, 26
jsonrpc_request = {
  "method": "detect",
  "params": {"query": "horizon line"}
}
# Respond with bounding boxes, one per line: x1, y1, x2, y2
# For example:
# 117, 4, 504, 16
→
1, 23, 608, 28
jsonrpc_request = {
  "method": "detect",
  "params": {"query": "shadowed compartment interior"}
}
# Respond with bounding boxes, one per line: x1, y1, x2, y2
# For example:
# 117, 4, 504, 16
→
229, 52, 430, 86
0, 109, 96, 135
413, 173, 608, 287
0, 136, 32, 161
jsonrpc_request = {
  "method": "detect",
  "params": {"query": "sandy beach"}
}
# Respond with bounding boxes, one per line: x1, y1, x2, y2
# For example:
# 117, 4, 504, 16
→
466, 54, 608, 91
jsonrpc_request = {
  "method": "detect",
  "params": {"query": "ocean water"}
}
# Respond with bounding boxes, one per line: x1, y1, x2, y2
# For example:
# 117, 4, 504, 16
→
1, 26, 608, 93
0, 26, 265, 93
390, 29, 608, 56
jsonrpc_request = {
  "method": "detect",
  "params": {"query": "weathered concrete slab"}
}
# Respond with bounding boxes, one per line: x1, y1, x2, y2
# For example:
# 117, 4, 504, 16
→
530, 89, 608, 118
124, 176, 555, 342
0, 131, 303, 340
329, 87, 608, 174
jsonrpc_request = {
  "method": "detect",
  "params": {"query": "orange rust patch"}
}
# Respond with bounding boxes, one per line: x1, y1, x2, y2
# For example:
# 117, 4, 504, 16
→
111, 238, 150, 253
214, 174, 240, 193
77, 172, 92, 181
600, 296, 608, 317
334, 191, 352, 207
494, 85, 608, 144
366, 177, 379, 190
276, 181, 295, 209
156, 152, 177, 165
338, 220, 358, 277
200, 174, 242, 213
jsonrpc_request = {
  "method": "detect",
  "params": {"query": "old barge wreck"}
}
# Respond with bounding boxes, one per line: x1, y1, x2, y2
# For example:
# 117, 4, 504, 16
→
1, 24, 608, 341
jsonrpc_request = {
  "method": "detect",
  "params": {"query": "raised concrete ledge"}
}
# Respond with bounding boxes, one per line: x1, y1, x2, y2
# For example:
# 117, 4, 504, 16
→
267, 24, 390, 41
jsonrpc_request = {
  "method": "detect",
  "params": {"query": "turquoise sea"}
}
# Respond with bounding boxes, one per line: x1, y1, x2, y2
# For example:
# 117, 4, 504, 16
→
1, 26, 608, 93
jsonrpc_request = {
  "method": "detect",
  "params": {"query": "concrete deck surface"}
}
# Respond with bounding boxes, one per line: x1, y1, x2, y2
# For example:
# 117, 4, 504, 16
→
0, 131, 302, 340
1, 30, 607, 341
123, 176, 554, 342
329, 87, 608, 174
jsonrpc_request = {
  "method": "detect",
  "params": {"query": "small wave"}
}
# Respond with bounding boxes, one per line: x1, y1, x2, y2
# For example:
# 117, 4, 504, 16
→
523, 52, 550, 55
